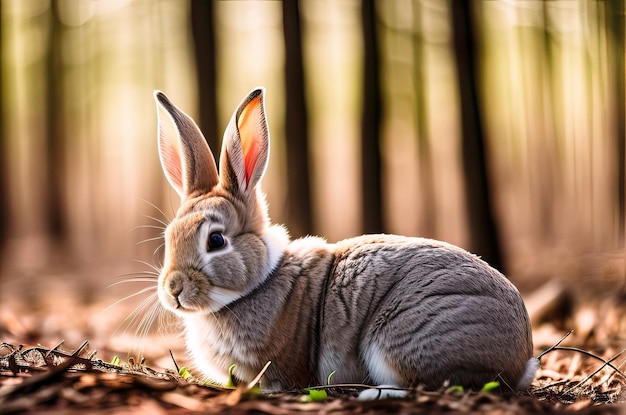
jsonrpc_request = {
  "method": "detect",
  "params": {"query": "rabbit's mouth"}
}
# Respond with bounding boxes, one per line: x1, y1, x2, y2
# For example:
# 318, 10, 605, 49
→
158, 269, 209, 313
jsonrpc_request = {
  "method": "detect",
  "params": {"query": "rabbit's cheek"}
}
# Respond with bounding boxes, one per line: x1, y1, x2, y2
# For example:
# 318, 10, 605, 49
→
202, 251, 253, 292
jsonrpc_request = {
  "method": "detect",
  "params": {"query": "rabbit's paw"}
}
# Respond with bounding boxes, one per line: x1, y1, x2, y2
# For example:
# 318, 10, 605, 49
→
516, 357, 540, 390
259, 379, 283, 393
358, 385, 408, 400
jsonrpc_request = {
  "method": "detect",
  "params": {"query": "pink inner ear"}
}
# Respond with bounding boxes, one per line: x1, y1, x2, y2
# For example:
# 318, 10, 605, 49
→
160, 128, 184, 193
242, 137, 259, 184
237, 95, 262, 185
164, 147, 184, 191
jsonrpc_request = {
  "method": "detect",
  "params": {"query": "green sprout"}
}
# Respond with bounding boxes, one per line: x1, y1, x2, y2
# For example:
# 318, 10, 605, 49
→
326, 370, 336, 385
178, 366, 192, 379
110, 356, 121, 366
302, 388, 328, 402
225, 363, 237, 389
480, 381, 500, 392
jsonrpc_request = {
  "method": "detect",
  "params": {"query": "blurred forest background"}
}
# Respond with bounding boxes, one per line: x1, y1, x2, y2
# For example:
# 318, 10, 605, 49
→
0, 0, 624, 339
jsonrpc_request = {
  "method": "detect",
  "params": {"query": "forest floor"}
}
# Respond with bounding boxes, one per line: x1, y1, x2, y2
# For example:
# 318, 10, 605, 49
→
0, 261, 625, 414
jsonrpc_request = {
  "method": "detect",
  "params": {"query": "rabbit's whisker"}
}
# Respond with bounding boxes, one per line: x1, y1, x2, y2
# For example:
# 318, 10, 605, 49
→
152, 243, 166, 258
131, 224, 167, 232
129, 298, 165, 359
103, 286, 158, 314
143, 215, 169, 229
132, 259, 162, 274
108, 272, 159, 288
114, 292, 160, 337
109, 271, 158, 283
139, 197, 173, 223
221, 303, 242, 326
136, 235, 166, 245
109, 277, 158, 286
207, 311, 227, 343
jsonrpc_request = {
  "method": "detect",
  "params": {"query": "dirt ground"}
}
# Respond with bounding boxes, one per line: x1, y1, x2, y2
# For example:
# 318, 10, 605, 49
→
0, 258, 625, 414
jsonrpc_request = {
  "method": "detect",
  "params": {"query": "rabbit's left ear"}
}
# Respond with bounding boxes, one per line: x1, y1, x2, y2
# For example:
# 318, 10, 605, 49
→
155, 91, 219, 200
220, 88, 269, 194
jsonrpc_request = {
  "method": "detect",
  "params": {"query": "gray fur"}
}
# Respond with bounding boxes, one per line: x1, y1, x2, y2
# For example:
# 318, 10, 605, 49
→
153, 88, 536, 392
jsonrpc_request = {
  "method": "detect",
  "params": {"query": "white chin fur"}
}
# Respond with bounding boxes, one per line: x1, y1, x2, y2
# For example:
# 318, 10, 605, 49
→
207, 286, 249, 313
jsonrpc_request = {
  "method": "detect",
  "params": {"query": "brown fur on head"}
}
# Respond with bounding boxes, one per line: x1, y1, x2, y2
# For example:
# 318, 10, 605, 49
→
155, 89, 287, 315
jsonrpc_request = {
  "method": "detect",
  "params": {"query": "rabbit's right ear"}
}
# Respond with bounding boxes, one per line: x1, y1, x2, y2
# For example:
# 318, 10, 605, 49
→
219, 88, 269, 195
154, 91, 219, 200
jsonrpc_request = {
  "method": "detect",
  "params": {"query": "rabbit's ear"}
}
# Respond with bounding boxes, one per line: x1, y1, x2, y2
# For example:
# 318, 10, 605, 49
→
220, 88, 269, 194
154, 91, 219, 199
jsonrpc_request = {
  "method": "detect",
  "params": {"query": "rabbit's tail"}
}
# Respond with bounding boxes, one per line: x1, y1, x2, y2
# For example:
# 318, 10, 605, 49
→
515, 357, 540, 390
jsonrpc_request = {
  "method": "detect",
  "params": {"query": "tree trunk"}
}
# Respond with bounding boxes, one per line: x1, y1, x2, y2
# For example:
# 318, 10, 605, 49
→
190, 0, 219, 158
44, 0, 66, 245
360, 0, 383, 234
607, 0, 625, 248
282, 0, 312, 238
449, 1, 504, 271
0, 0, 7, 259
412, 1, 436, 238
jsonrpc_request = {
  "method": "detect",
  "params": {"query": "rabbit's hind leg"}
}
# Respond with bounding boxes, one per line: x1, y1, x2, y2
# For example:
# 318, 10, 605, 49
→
362, 341, 402, 385
358, 342, 408, 400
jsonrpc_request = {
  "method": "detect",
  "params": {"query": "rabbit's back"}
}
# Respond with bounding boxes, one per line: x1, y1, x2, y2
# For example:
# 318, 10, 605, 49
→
319, 234, 533, 390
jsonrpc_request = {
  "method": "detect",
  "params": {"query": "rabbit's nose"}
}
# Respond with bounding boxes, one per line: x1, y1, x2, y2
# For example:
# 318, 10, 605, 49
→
166, 272, 184, 298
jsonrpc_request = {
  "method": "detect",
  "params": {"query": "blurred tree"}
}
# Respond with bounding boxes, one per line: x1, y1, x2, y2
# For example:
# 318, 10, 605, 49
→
360, 0, 383, 234
412, 1, 436, 238
536, 1, 559, 237
607, 0, 625, 247
191, 0, 219, 158
44, 0, 67, 247
449, 1, 503, 271
282, 0, 312, 238
0, 0, 7, 256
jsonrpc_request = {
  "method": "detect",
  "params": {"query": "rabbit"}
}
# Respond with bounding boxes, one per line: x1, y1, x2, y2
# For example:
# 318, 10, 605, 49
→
153, 87, 538, 395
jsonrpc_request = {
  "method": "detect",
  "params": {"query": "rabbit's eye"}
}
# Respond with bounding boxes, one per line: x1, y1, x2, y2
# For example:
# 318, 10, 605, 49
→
207, 232, 226, 250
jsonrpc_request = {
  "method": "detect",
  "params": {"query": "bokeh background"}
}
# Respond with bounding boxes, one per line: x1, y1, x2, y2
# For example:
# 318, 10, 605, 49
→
0, 0, 624, 357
